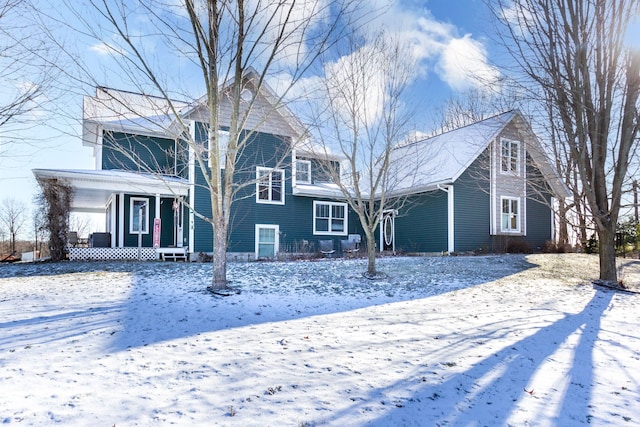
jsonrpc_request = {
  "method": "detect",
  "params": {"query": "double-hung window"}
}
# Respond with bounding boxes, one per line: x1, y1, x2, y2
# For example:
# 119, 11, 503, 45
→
130, 197, 149, 234
501, 139, 520, 175
295, 159, 311, 184
313, 201, 347, 235
501, 197, 520, 233
256, 167, 285, 204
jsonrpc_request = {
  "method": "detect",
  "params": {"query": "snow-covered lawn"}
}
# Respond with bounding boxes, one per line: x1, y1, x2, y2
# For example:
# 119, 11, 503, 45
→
1, 254, 638, 426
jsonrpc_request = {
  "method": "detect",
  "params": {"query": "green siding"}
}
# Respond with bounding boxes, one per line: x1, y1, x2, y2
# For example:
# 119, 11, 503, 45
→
191, 121, 364, 254
395, 191, 448, 253
524, 158, 553, 250
102, 131, 175, 173
454, 153, 492, 252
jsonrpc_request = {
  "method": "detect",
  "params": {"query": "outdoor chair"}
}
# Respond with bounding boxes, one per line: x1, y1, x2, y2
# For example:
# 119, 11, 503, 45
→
68, 231, 79, 248
318, 239, 335, 258
341, 239, 358, 257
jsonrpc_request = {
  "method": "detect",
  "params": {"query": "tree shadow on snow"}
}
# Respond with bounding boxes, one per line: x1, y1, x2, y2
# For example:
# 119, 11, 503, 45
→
343, 288, 617, 426
106, 255, 537, 351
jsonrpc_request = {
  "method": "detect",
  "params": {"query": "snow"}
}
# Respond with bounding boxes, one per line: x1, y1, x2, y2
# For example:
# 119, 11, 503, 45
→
1, 254, 639, 426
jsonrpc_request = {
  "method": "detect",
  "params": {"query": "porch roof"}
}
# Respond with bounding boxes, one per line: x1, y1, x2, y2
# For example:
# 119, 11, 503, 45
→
32, 169, 189, 213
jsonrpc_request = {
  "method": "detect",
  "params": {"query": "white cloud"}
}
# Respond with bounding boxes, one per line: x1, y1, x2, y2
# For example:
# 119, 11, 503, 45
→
437, 34, 502, 91
89, 42, 126, 57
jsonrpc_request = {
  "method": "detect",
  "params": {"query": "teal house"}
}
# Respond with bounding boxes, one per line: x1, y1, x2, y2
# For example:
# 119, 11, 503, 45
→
383, 110, 569, 254
33, 77, 566, 261
33, 74, 362, 261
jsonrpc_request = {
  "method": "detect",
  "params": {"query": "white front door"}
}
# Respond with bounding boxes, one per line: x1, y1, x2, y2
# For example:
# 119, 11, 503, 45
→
380, 210, 395, 253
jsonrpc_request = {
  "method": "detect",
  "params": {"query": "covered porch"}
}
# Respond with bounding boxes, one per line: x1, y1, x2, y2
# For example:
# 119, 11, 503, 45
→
33, 169, 191, 261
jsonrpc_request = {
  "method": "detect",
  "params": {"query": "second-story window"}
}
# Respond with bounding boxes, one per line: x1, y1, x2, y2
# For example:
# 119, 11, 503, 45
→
208, 130, 229, 169
501, 139, 520, 174
256, 167, 285, 204
296, 159, 311, 184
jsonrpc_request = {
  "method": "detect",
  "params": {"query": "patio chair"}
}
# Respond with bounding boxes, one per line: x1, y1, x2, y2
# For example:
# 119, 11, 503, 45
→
68, 231, 79, 248
318, 239, 335, 258
341, 239, 358, 257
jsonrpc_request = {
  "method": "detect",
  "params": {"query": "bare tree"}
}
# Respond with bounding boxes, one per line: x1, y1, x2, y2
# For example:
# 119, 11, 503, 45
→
493, 0, 640, 282
307, 32, 418, 277
0, 0, 58, 148
51, 0, 363, 289
0, 198, 28, 253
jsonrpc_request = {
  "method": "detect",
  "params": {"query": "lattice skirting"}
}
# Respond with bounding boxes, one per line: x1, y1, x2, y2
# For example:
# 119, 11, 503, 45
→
69, 247, 158, 261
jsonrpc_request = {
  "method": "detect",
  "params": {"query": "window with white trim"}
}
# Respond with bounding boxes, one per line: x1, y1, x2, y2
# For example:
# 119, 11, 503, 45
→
208, 130, 229, 169
255, 224, 279, 259
501, 196, 520, 232
130, 197, 149, 234
256, 167, 285, 204
501, 139, 520, 174
295, 159, 311, 184
313, 201, 347, 235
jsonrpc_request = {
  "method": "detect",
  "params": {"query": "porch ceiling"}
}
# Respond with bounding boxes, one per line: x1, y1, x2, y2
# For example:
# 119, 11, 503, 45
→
32, 169, 190, 213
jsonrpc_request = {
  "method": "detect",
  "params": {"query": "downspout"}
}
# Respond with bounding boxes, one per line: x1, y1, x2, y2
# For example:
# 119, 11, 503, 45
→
437, 184, 455, 254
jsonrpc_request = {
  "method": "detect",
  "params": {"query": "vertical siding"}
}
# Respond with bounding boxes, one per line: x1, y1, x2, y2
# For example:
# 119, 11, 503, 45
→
454, 153, 492, 252
102, 131, 175, 173
395, 191, 448, 253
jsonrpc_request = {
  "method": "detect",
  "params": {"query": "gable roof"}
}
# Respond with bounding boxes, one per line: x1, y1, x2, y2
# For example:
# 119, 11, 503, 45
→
180, 67, 307, 139
388, 110, 569, 197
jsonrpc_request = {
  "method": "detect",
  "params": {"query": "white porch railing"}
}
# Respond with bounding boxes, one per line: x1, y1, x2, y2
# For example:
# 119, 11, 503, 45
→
68, 247, 158, 261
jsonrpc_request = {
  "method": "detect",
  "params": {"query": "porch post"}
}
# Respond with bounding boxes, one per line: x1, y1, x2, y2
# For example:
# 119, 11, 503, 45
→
118, 193, 125, 248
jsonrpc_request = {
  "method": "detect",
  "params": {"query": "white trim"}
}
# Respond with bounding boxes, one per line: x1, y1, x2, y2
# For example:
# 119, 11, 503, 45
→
118, 193, 125, 247
500, 196, 521, 233
188, 121, 196, 253
130, 197, 150, 234
108, 195, 116, 247
255, 224, 279, 259
447, 185, 455, 253
295, 159, 312, 185
96, 127, 103, 170
313, 200, 348, 236
490, 140, 496, 235
256, 167, 285, 205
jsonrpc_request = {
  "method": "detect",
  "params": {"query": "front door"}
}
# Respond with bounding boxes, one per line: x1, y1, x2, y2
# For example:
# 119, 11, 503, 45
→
173, 199, 184, 247
380, 210, 395, 253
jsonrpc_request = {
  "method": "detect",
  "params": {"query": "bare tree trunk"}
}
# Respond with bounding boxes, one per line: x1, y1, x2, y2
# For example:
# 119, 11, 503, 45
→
365, 230, 377, 277
211, 218, 228, 289
598, 225, 617, 282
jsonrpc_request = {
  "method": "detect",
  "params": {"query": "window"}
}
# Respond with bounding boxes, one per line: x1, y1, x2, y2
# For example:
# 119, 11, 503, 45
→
313, 201, 347, 235
208, 130, 229, 169
130, 197, 149, 234
296, 159, 311, 184
256, 167, 285, 204
501, 139, 520, 174
255, 224, 279, 259
501, 197, 520, 232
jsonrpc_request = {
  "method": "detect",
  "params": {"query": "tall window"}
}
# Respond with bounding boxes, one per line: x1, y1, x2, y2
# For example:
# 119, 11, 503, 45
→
296, 159, 311, 184
130, 197, 149, 234
501, 197, 520, 232
313, 201, 347, 235
208, 130, 229, 169
501, 139, 520, 174
256, 167, 285, 204
255, 224, 279, 259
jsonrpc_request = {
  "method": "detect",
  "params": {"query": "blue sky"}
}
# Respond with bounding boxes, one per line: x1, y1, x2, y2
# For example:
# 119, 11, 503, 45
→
0, 0, 505, 236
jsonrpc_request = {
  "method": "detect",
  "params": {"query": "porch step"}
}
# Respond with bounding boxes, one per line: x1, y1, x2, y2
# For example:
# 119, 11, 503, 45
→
157, 247, 188, 262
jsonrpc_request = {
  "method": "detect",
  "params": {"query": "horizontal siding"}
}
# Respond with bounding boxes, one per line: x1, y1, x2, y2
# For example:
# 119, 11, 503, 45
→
454, 154, 492, 252
395, 191, 448, 253
102, 131, 175, 173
